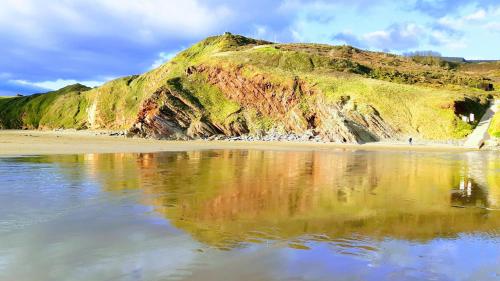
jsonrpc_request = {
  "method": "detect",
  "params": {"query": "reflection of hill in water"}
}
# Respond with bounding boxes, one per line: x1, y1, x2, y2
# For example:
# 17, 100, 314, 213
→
23, 150, 500, 248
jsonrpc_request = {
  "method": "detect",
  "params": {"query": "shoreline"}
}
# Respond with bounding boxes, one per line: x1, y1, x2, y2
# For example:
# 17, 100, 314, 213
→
0, 130, 488, 156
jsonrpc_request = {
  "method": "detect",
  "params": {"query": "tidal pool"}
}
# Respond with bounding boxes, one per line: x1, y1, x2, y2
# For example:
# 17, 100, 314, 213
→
0, 149, 499, 281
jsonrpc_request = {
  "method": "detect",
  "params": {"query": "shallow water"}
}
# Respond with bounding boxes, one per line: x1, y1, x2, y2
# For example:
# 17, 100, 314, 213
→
0, 149, 499, 281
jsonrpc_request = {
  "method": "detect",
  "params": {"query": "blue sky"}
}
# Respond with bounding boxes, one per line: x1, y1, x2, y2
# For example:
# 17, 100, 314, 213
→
1, 0, 499, 95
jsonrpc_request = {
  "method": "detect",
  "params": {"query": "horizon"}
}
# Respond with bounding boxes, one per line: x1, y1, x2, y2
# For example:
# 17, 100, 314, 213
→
1, 0, 500, 95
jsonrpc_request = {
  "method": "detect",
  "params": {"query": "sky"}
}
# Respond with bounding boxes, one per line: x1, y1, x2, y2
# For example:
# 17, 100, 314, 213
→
1, 0, 500, 95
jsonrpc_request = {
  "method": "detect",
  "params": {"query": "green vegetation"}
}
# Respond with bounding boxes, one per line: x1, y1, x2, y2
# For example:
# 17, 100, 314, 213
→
0, 33, 496, 141
169, 75, 241, 124
306, 75, 481, 139
218, 42, 490, 89
489, 107, 500, 138
459, 61, 500, 91
410, 55, 459, 70
0, 84, 90, 129
83, 76, 147, 129
210, 44, 491, 139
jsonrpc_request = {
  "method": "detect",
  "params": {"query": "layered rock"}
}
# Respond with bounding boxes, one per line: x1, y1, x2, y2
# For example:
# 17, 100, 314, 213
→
128, 85, 249, 140
128, 65, 397, 143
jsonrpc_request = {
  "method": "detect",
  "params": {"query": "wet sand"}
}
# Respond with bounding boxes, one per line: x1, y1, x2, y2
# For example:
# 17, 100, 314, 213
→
0, 130, 475, 156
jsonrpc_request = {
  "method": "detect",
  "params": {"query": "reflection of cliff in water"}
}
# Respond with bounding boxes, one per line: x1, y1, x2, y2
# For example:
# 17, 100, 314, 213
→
20, 150, 500, 248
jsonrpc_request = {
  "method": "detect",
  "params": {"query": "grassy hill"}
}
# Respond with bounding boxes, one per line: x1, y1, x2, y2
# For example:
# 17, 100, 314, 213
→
0, 33, 497, 142
0, 84, 91, 129
490, 115, 500, 137
459, 61, 500, 87
489, 104, 500, 138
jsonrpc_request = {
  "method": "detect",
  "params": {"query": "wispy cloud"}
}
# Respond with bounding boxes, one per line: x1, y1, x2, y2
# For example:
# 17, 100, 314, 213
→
412, 0, 499, 16
12, 79, 105, 91
332, 23, 426, 51
484, 22, 500, 32
150, 51, 180, 69
463, 9, 487, 21
362, 23, 423, 50
332, 32, 363, 48
0, 80, 48, 96
436, 8, 490, 31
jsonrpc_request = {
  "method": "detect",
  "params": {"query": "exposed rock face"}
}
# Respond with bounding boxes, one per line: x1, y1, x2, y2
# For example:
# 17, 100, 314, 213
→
128, 86, 249, 139
191, 65, 310, 117
129, 87, 217, 139
128, 65, 397, 143
194, 65, 396, 143
313, 99, 396, 143
87, 100, 98, 129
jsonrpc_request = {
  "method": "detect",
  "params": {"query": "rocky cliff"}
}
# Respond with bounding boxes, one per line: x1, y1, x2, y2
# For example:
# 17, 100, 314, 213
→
129, 65, 396, 143
0, 33, 496, 143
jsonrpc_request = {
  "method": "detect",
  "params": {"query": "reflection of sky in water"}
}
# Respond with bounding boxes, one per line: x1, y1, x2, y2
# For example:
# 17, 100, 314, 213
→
0, 150, 499, 281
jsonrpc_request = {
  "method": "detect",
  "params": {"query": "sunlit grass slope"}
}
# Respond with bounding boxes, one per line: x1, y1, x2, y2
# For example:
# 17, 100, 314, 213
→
489, 106, 500, 138
0, 84, 91, 129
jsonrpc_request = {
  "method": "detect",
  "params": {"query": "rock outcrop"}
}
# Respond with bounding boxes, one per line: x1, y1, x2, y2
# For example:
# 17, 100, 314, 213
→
128, 65, 397, 143
129, 86, 218, 139
128, 84, 249, 140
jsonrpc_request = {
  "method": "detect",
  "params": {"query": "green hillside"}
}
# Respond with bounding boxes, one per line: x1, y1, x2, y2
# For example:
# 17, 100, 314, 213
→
489, 105, 500, 138
0, 84, 91, 129
0, 33, 496, 142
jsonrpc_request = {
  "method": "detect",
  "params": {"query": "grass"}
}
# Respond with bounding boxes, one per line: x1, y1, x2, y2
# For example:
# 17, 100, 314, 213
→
83, 76, 142, 129
0, 33, 494, 140
489, 106, 500, 138
243, 108, 278, 134
223, 45, 370, 75
308, 72, 484, 139
169, 75, 241, 125
216, 41, 488, 90
0, 84, 90, 129
213, 54, 489, 139
410, 55, 459, 69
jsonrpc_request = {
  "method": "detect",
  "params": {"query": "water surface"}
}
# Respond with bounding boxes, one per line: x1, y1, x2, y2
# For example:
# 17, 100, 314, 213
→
0, 149, 499, 281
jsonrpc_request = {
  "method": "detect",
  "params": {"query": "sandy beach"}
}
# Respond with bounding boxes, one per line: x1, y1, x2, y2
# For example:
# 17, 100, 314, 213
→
0, 130, 479, 156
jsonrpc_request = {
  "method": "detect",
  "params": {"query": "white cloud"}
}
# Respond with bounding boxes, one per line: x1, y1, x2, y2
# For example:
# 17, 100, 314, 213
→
491, 6, 500, 16
437, 16, 464, 29
279, 0, 379, 13
279, 0, 337, 12
363, 31, 390, 42
436, 8, 488, 30
94, 0, 232, 40
361, 23, 423, 50
290, 28, 305, 42
248, 25, 283, 43
463, 9, 486, 21
484, 22, 500, 32
333, 19, 471, 52
254, 25, 268, 38
0, 0, 234, 46
150, 51, 180, 69
429, 30, 467, 50
12, 79, 105, 90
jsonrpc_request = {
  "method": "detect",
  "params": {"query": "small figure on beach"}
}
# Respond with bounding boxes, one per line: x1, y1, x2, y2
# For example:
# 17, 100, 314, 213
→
408, 137, 413, 145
